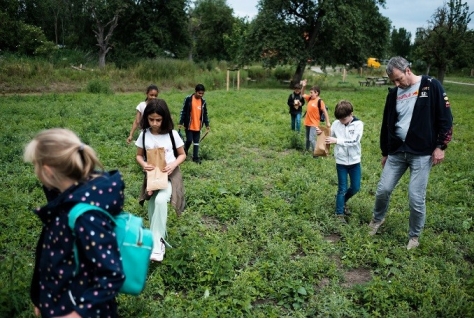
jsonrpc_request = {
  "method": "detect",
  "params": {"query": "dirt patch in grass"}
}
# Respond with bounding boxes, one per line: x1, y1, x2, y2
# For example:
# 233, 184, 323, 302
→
325, 235, 373, 288
341, 267, 372, 287
324, 234, 341, 243
201, 215, 228, 232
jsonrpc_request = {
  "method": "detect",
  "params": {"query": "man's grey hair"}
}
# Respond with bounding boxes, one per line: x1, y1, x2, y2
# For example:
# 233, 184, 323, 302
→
386, 56, 410, 76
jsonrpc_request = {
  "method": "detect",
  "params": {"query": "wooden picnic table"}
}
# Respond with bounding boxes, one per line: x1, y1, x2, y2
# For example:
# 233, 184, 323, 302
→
366, 76, 377, 86
359, 76, 390, 87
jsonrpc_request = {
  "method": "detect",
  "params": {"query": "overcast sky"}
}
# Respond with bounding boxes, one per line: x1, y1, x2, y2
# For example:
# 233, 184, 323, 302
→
226, 0, 474, 41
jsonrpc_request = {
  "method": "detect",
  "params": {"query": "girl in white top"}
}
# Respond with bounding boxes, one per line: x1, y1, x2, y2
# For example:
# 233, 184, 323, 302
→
135, 99, 186, 262
126, 84, 159, 144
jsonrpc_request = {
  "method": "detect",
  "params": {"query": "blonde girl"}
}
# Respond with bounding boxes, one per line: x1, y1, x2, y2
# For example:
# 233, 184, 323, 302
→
25, 128, 125, 318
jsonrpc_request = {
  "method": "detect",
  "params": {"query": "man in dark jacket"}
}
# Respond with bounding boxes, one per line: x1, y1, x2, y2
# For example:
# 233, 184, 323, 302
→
178, 84, 210, 163
368, 56, 453, 250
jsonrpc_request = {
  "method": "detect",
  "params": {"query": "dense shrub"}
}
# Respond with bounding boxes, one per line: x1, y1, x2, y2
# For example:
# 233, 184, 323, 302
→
86, 79, 113, 94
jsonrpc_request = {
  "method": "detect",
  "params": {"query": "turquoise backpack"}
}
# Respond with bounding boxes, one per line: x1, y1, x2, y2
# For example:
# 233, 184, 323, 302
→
68, 203, 153, 295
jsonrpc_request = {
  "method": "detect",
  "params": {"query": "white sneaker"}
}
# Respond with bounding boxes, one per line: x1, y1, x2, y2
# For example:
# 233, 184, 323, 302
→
150, 251, 163, 262
368, 218, 385, 236
161, 240, 166, 257
150, 239, 166, 262
407, 237, 419, 250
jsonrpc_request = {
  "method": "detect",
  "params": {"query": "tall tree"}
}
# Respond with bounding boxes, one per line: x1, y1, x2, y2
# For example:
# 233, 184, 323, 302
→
245, 0, 390, 87
106, 0, 191, 66
413, 0, 472, 84
44, 0, 68, 45
190, 0, 235, 62
85, 0, 128, 68
390, 27, 411, 59
0, 0, 56, 55
223, 17, 251, 66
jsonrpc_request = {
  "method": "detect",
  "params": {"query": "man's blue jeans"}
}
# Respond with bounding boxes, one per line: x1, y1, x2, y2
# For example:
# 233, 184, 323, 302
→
291, 113, 302, 132
336, 163, 361, 215
373, 152, 432, 238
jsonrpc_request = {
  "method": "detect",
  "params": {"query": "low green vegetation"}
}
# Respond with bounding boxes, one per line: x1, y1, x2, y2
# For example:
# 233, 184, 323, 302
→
1, 83, 473, 317
3, 53, 472, 95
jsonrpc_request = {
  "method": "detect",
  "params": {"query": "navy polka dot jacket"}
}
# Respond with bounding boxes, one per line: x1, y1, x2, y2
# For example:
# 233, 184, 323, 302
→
30, 170, 126, 318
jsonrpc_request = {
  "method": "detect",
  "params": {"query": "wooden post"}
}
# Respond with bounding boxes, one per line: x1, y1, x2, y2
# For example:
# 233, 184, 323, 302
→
237, 70, 240, 90
227, 68, 240, 90
342, 68, 347, 82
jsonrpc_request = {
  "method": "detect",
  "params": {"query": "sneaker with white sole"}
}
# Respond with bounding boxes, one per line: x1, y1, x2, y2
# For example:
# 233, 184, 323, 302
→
407, 237, 419, 250
335, 214, 347, 224
150, 251, 163, 262
150, 239, 166, 262
344, 205, 351, 216
368, 218, 385, 236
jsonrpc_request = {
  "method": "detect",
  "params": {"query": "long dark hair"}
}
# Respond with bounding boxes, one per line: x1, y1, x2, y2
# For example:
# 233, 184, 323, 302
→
140, 99, 174, 133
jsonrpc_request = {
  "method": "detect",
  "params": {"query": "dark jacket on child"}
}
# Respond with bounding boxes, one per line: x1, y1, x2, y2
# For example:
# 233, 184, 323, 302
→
179, 94, 210, 130
287, 92, 305, 115
30, 170, 126, 318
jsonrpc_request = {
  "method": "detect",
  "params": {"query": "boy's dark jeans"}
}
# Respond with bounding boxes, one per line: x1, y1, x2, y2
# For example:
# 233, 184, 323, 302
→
184, 129, 201, 162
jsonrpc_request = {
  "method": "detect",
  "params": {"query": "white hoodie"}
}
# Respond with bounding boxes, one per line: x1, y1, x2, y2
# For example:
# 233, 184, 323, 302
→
331, 117, 364, 165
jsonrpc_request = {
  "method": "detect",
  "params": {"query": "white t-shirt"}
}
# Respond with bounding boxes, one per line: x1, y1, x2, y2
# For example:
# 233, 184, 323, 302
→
395, 81, 420, 141
136, 101, 147, 114
135, 129, 184, 164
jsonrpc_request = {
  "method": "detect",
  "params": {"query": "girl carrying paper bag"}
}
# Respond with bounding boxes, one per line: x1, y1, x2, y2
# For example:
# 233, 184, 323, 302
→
135, 99, 186, 262
146, 147, 168, 191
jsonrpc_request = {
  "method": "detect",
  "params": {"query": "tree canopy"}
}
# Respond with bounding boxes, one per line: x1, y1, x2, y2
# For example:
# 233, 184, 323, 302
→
243, 0, 390, 85
413, 0, 473, 83
389, 27, 412, 60
3, 0, 474, 78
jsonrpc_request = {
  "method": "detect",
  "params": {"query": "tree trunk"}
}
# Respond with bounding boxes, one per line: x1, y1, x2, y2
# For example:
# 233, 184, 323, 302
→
54, 15, 58, 45
99, 51, 106, 68
291, 60, 307, 88
425, 64, 431, 75
437, 65, 446, 84
93, 13, 119, 68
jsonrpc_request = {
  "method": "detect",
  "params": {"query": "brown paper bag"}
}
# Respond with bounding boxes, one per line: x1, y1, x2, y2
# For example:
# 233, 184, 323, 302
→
146, 168, 168, 191
146, 147, 168, 191
314, 126, 331, 157
146, 147, 166, 169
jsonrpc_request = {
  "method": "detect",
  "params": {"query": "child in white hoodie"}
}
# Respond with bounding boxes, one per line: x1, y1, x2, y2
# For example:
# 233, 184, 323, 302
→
318, 100, 364, 219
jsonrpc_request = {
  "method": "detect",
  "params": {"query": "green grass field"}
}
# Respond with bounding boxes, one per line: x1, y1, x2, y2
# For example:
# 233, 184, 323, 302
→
1, 83, 473, 317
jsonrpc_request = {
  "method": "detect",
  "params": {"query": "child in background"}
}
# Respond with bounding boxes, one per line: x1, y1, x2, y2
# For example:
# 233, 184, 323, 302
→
127, 84, 159, 144
178, 83, 210, 163
287, 83, 305, 132
322, 100, 364, 220
24, 128, 125, 318
135, 99, 186, 262
302, 80, 331, 155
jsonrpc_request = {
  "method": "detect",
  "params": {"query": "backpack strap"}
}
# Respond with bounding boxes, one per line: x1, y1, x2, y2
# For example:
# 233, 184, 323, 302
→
169, 131, 178, 158
141, 129, 147, 162
68, 203, 115, 273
